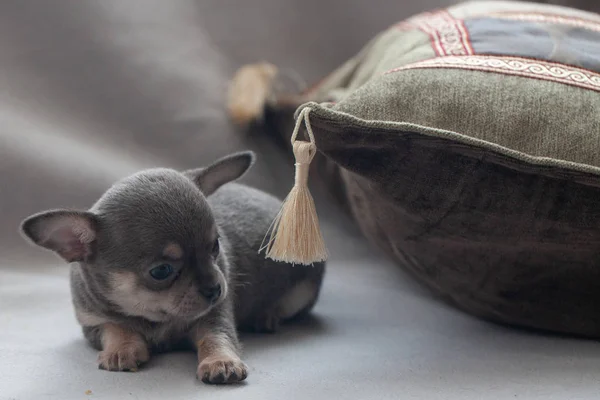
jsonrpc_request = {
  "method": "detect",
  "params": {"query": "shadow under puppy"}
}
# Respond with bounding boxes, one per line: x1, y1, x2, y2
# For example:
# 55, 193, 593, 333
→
20, 151, 325, 384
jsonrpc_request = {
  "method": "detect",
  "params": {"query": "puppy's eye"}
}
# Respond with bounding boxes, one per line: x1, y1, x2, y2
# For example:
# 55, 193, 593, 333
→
212, 238, 220, 257
149, 263, 174, 281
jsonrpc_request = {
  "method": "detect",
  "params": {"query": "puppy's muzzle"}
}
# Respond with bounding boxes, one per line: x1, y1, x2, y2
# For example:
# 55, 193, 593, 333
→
199, 284, 222, 304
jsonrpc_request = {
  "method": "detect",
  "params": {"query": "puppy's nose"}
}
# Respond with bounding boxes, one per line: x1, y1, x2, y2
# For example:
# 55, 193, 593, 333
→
199, 284, 222, 303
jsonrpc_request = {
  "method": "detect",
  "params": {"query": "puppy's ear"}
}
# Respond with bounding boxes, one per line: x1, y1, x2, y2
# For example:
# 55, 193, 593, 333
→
20, 210, 98, 263
185, 151, 255, 196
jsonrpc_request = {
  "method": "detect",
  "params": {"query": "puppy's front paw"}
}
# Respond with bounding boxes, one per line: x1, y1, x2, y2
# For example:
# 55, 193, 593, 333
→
98, 342, 150, 372
197, 357, 248, 384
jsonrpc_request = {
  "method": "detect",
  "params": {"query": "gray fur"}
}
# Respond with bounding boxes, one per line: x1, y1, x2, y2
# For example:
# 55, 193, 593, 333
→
20, 151, 325, 384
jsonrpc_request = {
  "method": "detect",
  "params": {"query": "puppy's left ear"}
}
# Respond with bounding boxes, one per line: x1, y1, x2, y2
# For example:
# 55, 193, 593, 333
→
185, 151, 255, 196
20, 210, 98, 263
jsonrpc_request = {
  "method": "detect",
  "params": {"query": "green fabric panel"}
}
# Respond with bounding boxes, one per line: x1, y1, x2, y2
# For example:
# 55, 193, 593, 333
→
324, 69, 600, 169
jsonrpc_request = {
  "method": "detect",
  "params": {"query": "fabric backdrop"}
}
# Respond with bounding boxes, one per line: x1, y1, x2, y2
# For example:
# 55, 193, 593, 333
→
2, 1, 600, 399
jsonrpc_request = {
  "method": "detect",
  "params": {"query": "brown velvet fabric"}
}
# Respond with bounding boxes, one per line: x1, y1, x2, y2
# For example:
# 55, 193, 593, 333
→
310, 117, 600, 338
264, 104, 600, 338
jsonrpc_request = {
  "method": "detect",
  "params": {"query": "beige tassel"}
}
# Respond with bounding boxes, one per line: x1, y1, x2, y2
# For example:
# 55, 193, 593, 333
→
261, 107, 327, 265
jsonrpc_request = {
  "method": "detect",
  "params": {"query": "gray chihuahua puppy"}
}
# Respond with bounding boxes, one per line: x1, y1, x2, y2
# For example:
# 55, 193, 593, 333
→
20, 151, 325, 384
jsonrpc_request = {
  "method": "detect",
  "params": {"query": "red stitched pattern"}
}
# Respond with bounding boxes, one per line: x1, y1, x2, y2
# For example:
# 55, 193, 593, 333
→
385, 55, 600, 92
395, 10, 474, 56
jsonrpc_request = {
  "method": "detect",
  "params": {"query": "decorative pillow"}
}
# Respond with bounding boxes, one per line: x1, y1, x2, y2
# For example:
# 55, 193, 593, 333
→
234, 0, 600, 337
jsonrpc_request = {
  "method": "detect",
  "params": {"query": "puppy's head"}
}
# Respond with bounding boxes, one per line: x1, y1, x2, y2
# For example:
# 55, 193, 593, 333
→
20, 151, 254, 322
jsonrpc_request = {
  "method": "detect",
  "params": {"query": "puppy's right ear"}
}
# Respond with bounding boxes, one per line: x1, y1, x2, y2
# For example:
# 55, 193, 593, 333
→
185, 151, 255, 196
20, 210, 98, 263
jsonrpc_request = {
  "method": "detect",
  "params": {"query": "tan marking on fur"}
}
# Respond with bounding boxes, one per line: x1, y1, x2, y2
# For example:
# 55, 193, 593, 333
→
196, 331, 237, 362
227, 62, 278, 126
101, 323, 142, 351
196, 331, 247, 383
107, 271, 173, 321
162, 242, 183, 260
277, 279, 318, 319
75, 309, 109, 327
107, 270, 223, 322
98, 323, 149, 371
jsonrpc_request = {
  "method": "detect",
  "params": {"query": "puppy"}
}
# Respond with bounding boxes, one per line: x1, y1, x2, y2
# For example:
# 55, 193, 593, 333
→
20, 151, 325, 384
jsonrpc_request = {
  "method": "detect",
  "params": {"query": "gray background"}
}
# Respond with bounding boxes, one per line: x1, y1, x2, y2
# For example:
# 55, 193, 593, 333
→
1, 1, 599, 399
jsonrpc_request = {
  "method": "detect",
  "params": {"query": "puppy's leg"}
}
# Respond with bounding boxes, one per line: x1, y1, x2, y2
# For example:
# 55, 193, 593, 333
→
96, 323, 150, 372
254, 279, 321, 333
193, 308, 248, 384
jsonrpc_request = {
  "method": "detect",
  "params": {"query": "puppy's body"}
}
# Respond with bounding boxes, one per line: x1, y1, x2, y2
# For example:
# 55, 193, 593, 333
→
212, 184, 324, 331
21, 152, 325, 384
